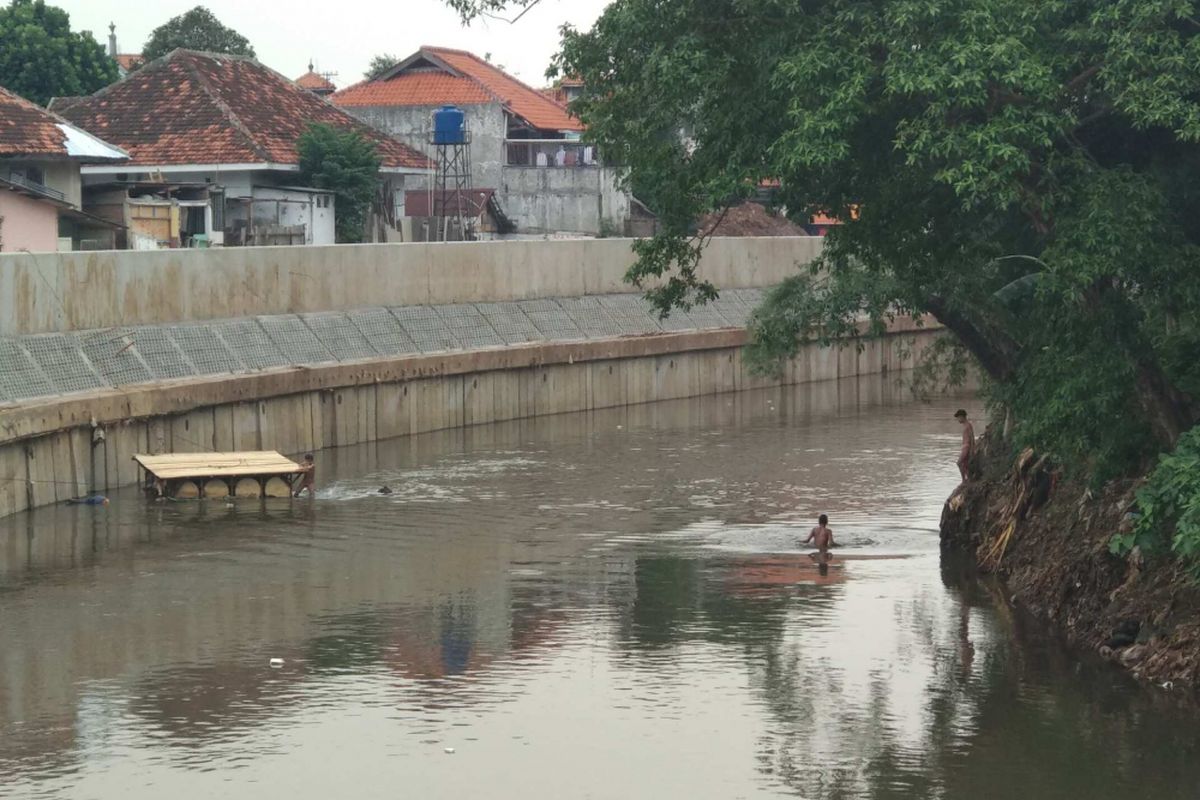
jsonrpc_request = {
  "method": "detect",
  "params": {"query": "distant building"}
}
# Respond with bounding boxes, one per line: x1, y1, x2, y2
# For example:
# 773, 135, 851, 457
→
540, 76, 583, 106
333, 46, 632, 237
0, 86, 128, 253
107, 23, 144, 78
53, 49, 432, 248
296, 62, 337, 98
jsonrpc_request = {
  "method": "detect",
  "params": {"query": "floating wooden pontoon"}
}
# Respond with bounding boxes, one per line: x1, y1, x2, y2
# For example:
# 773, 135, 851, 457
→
134, 451, 305, 499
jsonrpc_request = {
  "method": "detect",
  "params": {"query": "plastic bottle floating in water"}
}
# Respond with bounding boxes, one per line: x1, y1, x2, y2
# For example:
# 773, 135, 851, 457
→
67, 495, 110, 506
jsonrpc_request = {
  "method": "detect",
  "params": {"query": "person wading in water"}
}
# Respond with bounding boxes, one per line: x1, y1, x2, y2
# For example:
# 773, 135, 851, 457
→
804, 514, 836, 564
955, 409, 975, 482
293, 454, 316, 498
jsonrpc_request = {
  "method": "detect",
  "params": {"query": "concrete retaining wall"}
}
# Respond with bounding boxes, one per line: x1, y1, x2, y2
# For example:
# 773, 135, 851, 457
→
0, 237, 823, 336
0, 324, 939, 520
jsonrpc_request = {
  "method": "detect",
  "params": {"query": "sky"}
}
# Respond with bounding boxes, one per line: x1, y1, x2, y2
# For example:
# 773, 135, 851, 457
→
53, 0, 611, 88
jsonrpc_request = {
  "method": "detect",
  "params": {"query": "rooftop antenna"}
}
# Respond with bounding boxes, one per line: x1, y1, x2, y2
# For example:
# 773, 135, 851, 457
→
308, 58, 338, 85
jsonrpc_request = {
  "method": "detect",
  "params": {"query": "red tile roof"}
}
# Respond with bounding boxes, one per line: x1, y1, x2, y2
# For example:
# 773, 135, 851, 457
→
0, 85, 127, 161
296, 70, 336, 92
57, 50, 431, 171
335, 71, 492, 108
333, 46, 583, 133
115, 54, 144, 72
0, 86, 67, 157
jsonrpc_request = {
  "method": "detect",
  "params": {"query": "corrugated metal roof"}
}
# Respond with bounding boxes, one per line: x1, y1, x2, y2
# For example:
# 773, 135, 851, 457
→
0, 85, 127, 161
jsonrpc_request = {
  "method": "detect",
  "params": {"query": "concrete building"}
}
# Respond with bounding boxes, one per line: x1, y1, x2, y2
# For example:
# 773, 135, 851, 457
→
0, 85, 128, 253
333, 46, 632, 237
53, 50, 432, 247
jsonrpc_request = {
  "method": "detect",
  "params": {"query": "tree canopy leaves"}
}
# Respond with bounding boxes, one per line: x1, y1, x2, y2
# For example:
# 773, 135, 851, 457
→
365, 54, 398, 81
0, 0, 116, 105
142, 6, 255, 62
297, 123, 382, 244
544, 0, 1200, 479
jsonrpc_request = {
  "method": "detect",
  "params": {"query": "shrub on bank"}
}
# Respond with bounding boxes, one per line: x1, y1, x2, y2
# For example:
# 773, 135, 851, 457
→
1113, 426, 1200, 578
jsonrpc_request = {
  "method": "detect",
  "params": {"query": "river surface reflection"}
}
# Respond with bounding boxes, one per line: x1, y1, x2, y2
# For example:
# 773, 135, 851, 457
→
1, 376, 1198, 799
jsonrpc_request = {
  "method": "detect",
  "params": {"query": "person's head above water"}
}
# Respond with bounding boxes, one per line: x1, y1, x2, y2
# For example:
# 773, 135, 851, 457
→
303, 453, 314, 463
954, 409, 968, 421
819, 513, 828, 526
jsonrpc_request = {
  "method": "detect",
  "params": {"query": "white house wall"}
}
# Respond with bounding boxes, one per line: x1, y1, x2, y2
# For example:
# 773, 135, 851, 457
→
252, 187, 336, 246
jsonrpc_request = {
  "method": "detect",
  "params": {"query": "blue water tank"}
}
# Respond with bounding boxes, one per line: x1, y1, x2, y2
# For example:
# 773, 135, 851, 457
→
432, 105, 466, 145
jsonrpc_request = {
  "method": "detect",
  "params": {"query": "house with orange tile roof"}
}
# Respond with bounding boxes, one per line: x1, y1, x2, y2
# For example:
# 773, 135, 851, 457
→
0, 85, 128, 253
296, 62, 337, 98
53, 49, 432, 247
333, 46, 632, 236
540, 76, 584, 106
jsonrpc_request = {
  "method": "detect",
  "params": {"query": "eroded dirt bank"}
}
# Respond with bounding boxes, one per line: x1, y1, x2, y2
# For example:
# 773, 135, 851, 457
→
941, 431, 1200, 691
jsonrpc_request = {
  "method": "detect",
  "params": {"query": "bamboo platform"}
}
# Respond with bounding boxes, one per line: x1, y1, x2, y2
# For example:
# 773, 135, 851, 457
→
134, 451, 305, 499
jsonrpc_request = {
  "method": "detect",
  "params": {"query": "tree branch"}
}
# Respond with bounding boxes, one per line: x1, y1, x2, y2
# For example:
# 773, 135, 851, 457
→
923, 295, 1021, 382
1063, 63, 1102, 95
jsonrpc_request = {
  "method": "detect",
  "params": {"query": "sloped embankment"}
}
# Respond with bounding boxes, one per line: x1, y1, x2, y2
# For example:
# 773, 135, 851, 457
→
940, 431, 1200, 689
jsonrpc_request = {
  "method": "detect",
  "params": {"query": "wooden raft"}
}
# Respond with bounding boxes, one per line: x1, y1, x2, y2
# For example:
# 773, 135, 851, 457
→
134, 451, 304, 499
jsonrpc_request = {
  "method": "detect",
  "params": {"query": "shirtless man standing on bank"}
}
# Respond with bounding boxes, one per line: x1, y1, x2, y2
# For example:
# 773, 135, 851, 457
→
955, 409, 975, 482
804, 514, 836, 564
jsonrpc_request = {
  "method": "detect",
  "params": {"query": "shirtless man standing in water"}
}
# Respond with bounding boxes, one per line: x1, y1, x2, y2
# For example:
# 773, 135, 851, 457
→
804, 514, 836, 564
955, 409, 975, 482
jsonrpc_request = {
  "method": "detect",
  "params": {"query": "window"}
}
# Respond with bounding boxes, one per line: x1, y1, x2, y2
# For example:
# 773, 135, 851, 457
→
210, 190, 226, 231
22, 165, 45, 186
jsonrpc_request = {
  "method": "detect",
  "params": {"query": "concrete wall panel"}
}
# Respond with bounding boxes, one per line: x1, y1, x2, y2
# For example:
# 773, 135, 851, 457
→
490, 371, 522, 424
0, 238, 823, 336
0, 327, 942, 519
358, 386, 378, 444
67, 428, 90, 498
104, 421, 147, 490
332, 389, 357, 449
170, 409, 215, 454
27, 435, 58, 507
408, 378, 448, 435
213, 406, 236, 453
0, 442, 27, 518
376, 384, 411, 442
232, 403, 260, 451
464, 372, 495, 428
590, 361, 626, 411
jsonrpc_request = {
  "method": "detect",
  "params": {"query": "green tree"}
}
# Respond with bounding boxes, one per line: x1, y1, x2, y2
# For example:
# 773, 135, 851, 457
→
142, 6, 254, 62
0, 0, 116, 105
365, 53, 398, 81
297, 123, 382, 244
523, 0, 1200, 482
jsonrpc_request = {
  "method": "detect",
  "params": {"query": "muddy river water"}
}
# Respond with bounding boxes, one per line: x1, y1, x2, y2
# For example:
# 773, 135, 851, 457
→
2, 376, 1198, 799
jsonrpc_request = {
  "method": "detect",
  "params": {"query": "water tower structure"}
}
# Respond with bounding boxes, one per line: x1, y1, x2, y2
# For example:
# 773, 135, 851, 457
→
428, 105, 473, 241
